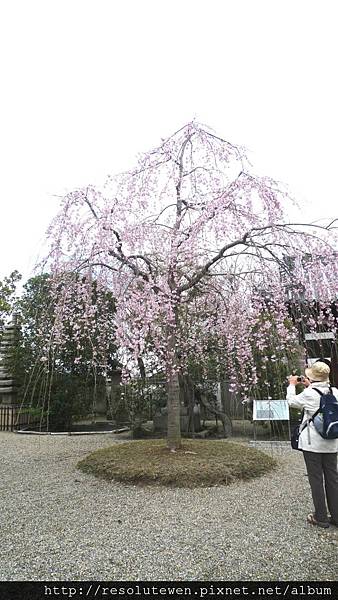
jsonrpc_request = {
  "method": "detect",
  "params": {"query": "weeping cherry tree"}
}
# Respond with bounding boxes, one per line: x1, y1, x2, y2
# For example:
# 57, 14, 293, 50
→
42, 123, 338, 450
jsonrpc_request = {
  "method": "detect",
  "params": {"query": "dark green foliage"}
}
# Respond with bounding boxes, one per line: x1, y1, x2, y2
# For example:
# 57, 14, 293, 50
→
0, 270, 21, 328
12, 273, 118, 430
47, 373, 103, 430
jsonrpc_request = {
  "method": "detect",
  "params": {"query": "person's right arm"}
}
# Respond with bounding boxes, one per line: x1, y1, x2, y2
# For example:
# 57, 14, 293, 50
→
286, 384, 308, 409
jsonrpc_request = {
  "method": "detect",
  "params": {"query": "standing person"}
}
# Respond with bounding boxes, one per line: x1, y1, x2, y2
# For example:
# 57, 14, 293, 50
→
287, 360, 338, 528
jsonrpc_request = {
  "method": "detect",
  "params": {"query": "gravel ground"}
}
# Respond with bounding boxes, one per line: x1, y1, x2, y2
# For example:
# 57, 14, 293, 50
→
0, 432, 337, 581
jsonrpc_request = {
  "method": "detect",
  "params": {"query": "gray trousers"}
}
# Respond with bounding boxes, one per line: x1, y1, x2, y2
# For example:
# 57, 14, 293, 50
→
303, 451, 338, 523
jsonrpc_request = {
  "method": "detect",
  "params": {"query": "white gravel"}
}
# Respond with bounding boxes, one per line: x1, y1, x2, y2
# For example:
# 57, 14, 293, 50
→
0, 432, 337, 581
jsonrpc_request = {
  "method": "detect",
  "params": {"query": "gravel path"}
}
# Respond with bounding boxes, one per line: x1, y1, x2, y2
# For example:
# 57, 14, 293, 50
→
0, 432, 337, 581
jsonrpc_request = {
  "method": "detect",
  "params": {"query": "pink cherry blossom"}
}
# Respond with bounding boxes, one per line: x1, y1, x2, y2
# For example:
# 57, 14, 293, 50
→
40, 122, 338, 449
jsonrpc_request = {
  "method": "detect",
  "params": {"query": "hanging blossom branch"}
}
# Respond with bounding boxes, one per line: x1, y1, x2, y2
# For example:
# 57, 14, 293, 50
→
41, 121, 338, 393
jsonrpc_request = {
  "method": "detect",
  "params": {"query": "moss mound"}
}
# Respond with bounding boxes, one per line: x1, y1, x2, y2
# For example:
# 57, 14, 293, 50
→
77, 439, 277, 488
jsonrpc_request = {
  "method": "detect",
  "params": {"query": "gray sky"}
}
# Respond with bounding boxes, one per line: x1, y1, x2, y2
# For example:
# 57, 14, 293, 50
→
1, 0, 337, 282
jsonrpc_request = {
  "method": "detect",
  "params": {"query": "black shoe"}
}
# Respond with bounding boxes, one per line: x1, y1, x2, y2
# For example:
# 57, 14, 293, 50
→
307, 513, 330, 528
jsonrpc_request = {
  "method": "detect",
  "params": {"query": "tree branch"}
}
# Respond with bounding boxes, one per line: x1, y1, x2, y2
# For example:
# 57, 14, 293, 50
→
177, 218, 337, 295
82, 189, 99, 219
177, 232, 250, 293
176, 135, 193, 218
144, 204, 177, 223
128, 255, 154, 274
107, 249, 148, 279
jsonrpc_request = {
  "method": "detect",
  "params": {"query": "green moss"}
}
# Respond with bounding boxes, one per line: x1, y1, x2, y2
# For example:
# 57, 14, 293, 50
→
77, 439, 277, 488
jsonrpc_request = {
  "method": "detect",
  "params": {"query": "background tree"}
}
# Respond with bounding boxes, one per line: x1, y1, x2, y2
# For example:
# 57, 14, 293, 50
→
14, 273, 118, 430
43, 122, 338, 449
0, 270, 21, 329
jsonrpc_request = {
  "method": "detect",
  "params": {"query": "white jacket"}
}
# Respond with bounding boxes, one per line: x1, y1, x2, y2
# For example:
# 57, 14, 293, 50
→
287, 381, 338, 453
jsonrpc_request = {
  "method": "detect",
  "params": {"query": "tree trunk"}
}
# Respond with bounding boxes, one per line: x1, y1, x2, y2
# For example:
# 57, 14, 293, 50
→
167, 369, 181, 450
131, 356, 146, 439
137, 356, 146, 381
165, 279, 181, 448
179, 373, 195, 435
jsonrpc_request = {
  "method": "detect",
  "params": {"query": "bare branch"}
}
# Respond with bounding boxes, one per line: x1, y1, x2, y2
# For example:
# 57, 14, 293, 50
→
85, 262, 120, 273
145, 204, 177, 223
106, 248, 162, 295
178, 232, 250, 293
149, 222, 175, 231
128, 254, 154, 274
82, 189, 99, 219
207, 270, 264, 277
177, 217, 337, 295
176, 135, 193, 218
129, 158, 172, 177
281, 221, 338, 231
112, 230, 123, 253
182, 166, 210, 178
327, 218, 338, 229
107, 248, 148, 279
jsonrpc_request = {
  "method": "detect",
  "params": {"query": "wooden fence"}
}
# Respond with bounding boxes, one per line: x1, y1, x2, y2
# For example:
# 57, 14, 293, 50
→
0, 405, 42, 431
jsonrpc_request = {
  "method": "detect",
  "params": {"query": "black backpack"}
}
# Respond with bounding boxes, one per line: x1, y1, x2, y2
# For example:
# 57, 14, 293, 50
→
291, 412, 305, 451
312, 387, 338, 439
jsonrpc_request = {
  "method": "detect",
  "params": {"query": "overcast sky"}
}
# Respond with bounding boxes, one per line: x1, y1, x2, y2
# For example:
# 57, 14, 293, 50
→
1, 0, 337, 282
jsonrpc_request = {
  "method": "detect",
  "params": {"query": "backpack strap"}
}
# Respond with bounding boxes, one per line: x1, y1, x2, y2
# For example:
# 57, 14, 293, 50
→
310, 387, 324, 422
313, 386, 333, 395
298, 409, 317, 431
299, 409, 308, 433
312, 387, 323, 396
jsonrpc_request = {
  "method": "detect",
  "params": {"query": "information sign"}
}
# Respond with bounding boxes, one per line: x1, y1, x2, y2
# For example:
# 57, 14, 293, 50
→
253, 399, 290, 421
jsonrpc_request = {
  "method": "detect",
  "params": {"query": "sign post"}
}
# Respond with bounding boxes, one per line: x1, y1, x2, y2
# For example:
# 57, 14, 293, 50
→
252, 399, 290, 441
